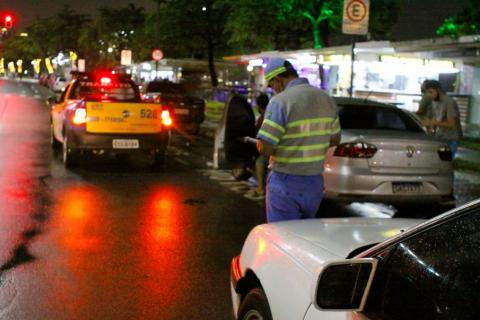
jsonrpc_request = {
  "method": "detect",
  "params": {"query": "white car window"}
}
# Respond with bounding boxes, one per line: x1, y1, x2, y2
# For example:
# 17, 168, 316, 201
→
364, 209, 480, 320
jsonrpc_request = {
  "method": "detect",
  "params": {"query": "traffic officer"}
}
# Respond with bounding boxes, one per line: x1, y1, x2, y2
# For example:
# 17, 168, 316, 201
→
257, 58, 341, 223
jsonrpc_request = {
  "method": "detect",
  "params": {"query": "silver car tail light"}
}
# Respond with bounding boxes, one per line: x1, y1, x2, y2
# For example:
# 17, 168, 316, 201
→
334, 142, 377, 159
437, 146, 452, 161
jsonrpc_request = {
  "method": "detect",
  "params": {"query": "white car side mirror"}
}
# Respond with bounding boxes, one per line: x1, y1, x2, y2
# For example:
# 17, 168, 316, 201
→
314, 258, 377, 312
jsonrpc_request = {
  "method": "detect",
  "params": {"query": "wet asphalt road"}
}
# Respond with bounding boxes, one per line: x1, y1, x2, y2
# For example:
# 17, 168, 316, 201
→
0, 81, 460, 319
0, 83, 265, 319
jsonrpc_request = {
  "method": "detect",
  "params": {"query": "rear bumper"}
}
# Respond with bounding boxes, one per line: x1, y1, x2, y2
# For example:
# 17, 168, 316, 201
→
66, 128, 170, 153
323, 167, 454, 204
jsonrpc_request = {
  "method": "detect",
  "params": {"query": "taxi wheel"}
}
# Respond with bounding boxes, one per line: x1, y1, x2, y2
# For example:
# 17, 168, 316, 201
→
62, 136, 78, 169
50, 125, 61, 150
237, 288, 273, 320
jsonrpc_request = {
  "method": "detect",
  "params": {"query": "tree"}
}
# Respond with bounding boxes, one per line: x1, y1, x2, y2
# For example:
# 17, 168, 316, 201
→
3, 6, 90, 70
277, 0, 342, 49
227, 0, 401, 52
53, 6, 91, 53
155, 0, 230, 87
436, 0, 479, 38
225, 0, 308, 52
77, 4, 150, 68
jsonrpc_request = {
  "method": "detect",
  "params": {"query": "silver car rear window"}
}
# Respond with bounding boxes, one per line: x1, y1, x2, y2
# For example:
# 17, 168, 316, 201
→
338, 105, 424, 132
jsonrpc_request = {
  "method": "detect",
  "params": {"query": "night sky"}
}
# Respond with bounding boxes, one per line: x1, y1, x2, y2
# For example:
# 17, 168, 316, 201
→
0, 0, 470, 41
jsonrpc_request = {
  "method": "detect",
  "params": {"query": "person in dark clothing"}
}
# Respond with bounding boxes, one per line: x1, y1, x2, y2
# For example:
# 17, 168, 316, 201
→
249, 93, 270, 198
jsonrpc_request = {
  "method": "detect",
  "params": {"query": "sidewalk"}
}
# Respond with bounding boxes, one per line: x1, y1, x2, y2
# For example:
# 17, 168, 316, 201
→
456, 147, 480, 164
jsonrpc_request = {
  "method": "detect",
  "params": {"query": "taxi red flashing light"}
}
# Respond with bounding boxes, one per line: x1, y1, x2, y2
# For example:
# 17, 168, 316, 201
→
4, 15, 13, 28
161, 110, 172, 126
100, 77, 112, 86
73, 108, 87, 125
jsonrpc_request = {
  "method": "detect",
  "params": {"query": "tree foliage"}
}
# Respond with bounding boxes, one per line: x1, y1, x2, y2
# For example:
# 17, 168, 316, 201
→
227, 0, 401, 52
78, 3, 149, 68
437, 0, 479, 38
155, 0, 231, 86
2, 0, 402, 83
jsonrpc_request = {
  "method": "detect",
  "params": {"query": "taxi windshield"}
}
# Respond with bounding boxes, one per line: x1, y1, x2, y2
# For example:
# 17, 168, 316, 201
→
71, 80, 138, 102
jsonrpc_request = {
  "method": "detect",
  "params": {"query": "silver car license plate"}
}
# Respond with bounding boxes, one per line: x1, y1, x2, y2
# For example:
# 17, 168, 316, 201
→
392, 182, 423, 194
112, 139, 139, 149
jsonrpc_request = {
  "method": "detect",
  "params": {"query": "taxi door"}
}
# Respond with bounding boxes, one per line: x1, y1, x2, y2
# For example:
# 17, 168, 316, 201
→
51, 82, 73, 142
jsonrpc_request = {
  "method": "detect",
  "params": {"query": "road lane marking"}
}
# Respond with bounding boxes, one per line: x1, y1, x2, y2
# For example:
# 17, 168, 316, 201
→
198, 169, 264, 204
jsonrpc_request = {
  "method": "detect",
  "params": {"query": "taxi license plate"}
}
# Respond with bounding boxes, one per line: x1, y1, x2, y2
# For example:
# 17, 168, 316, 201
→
112, 139, 139, 149
392, 182, 423, 194
174, 108, 189, 115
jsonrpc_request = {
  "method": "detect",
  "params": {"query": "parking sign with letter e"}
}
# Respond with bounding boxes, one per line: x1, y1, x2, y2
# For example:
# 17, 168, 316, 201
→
343, 0, 370, 35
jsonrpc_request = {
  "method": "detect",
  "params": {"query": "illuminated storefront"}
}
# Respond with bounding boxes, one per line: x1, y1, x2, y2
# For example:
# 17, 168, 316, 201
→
231, 36, 480, 126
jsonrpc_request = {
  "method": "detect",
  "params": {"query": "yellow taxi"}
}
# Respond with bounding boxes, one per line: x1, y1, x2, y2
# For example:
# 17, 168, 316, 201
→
50, 72, 173, 169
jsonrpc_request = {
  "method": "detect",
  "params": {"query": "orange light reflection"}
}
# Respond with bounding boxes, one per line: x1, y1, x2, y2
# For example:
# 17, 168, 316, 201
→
137, 186, 193, 318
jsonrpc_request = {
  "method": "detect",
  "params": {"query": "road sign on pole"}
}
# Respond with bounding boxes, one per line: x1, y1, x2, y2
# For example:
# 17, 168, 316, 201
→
152, 49, 164, 80
78, 59, 86, 72
121, 50, 132, 66
342, 0, 370, 35
152, 49, 164, 61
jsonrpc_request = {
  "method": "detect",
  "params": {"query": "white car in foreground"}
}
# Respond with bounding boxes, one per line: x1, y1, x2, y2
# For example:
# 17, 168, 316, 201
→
231, 199, 480, 320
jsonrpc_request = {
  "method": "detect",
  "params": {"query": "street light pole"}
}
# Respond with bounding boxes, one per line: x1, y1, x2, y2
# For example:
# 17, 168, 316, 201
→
349, 42, 355, 98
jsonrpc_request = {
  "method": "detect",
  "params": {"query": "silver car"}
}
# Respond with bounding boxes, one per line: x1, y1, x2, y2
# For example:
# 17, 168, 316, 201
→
324, 98, 454, 205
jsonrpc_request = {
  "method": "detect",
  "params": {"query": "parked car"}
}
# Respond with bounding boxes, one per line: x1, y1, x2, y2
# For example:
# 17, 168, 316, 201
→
143, 81, 205, 134
54, 76, 68, 93
50, 72, 172, 169
324, 98, 454, 205
231, 198, 480, 320
215, 97, 454, 205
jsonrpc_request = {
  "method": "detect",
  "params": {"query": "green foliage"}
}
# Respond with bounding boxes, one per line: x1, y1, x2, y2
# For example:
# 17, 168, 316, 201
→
2, 0, 402, 72
436, 0, 479, 37
227, 0, 401, 52
154, 0, 231, 86
81, 3, 149, 67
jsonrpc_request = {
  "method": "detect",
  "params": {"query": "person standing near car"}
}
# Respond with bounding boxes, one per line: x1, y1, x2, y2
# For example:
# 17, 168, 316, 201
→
256, 58, 341, 223
246, 93, 270, 199
421, 80, 463, 157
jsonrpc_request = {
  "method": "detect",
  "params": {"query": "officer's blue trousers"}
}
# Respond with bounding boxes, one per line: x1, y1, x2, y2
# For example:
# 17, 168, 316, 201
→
266, 171, 324, 223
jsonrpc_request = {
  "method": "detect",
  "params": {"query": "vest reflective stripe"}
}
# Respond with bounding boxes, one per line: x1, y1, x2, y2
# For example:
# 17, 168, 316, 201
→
258, 129, 280, 143
272, 155, 326, 164
331, 117, 341, 134
282, 129, 332, 140
284, 120, 335, 137
274, 144, 329, 160
276, 142, 329, 151
263, 119, 286, 133
287, 117, 335, 128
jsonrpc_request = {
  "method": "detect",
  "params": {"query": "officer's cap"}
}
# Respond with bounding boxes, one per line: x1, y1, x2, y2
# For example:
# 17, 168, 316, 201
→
264, 58, 294, 82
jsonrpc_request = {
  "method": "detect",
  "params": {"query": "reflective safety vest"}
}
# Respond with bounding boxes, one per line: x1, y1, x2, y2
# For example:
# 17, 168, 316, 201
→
258, 80, 340, 176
